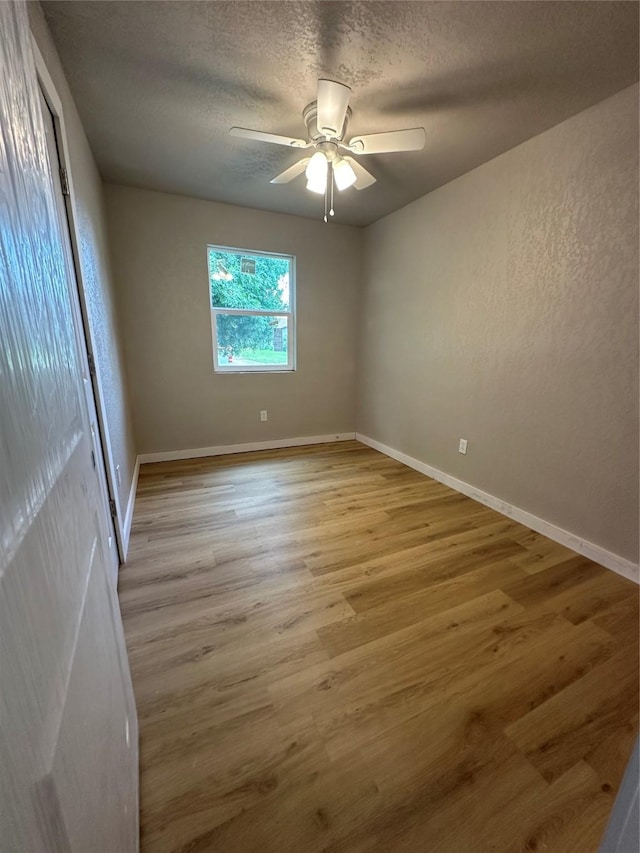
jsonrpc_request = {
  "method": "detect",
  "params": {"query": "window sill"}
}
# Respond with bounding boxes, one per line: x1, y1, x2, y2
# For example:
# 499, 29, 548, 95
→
213, 368, 296, 375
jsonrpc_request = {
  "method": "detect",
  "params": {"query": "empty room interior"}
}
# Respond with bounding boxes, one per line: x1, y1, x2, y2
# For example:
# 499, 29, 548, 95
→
2, 1, 640, 851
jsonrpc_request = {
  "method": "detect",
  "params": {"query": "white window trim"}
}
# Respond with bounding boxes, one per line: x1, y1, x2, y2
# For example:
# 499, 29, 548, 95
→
208, 245, 296, 374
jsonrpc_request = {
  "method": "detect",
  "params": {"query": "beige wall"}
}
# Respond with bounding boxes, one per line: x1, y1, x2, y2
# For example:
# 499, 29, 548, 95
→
357, 84, 639, 563
28, 3, 137, 527
104, 185, 362, 453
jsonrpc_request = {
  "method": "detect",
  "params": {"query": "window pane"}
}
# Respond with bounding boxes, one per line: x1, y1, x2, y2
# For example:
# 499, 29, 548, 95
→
215, 314, 289, 368
209, 248, 291, 311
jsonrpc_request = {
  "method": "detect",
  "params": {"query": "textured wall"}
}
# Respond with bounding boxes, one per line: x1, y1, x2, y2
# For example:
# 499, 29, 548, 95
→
105, 185, 362, 453
28, 2, 137, 527
357, 84, 639, 563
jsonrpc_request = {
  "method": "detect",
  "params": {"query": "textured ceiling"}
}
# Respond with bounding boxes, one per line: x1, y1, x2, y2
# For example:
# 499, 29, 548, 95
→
42, 1, 639, 227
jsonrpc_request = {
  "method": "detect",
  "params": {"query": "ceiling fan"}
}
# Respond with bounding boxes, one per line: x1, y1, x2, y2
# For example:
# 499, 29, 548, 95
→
230, 79, 426, 221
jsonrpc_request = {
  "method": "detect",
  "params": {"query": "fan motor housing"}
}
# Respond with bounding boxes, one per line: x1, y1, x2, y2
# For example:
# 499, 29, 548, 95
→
303, 101, 352, 143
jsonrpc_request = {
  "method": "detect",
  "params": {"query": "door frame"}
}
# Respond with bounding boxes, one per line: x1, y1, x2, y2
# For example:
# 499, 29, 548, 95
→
31, 37, 126, 565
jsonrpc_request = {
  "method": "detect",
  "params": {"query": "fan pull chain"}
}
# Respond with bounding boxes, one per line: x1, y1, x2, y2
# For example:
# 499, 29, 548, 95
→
323, 173, 328, 223
329, 164, 335, 217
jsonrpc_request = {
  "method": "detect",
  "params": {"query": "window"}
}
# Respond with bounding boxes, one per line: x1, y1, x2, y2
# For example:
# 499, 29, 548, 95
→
208, 245, 295, 373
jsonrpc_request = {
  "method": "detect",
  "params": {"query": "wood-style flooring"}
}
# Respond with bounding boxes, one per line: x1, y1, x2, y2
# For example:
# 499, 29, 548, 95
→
119, 441, 639, 853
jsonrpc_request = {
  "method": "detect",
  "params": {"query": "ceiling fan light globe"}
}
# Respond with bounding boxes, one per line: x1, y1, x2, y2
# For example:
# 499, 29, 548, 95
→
334, 158, 357, 191
306, 177, 326, 194
305, 151, 328, 181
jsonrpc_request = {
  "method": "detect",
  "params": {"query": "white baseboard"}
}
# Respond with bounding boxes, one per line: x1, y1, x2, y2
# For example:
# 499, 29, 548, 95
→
356, 433, 639, 584
138, 433, 356, 465
121, 456, 140, 560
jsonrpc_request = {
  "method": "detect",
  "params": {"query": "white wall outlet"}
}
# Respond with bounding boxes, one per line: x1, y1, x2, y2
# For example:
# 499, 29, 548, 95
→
260, 410, 268, 422
459, 438, 468, 454
116, 464, 122, 487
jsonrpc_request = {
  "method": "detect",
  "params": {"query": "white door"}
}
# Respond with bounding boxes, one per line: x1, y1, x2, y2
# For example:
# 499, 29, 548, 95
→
39, 85, 120, 580
0, 2, 138, 851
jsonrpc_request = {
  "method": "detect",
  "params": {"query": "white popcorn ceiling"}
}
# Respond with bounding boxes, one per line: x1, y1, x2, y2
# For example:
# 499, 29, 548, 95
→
42, 0, 638, 226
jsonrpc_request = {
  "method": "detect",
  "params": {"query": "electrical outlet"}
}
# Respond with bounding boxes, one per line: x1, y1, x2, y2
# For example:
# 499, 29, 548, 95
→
459, 439, 468, 455
260, 410, 268, 422
116, 464, 122, 487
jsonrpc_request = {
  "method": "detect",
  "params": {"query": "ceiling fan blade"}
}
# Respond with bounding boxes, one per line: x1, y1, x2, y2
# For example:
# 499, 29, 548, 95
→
316, 79, 352, 138
342, 156, 376, 190
347, 127, 426, 155
270, 158, 310, 184
230, 127, 309, 148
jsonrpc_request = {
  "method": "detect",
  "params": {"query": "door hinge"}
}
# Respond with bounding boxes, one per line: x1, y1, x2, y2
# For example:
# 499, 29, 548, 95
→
87, 353, 96, 377
109, 499, 117, 520
59, 167, 70, 196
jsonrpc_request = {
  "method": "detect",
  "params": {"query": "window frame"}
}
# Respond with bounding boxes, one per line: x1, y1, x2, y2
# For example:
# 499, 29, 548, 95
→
207, 244, 296, 374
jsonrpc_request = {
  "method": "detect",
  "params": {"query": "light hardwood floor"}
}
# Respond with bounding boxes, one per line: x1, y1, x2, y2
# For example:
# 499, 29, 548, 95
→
119, 441, 639, 853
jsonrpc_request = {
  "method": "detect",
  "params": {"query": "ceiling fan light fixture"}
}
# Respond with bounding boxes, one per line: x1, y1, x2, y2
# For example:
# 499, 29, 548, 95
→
230, 78, 423, 220
306, 150, 327, 179
306, 177, 326, 194
333, 157, 357, 191
305, 151, 328, 194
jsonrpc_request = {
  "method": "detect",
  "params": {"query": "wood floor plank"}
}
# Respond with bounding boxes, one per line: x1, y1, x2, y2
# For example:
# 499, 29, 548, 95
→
343, 541, 526, 613
165, 744, 383, 853
545, 572, 637, 625
504, 650, 639, 782
500, 555, 607, 607
591, 593, 640, 643
277, 604, 614, 763
270, 589, 526, 741
586, 713, 640, 792
354, 702, 548, 853
317, 560, 525, 657
120, 441, 639, 853
509, 528, 580, 575
498, 760, 613, 853
306, 516, 523, 578
142, 713, 330, 852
